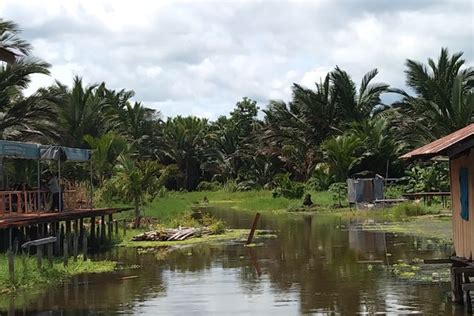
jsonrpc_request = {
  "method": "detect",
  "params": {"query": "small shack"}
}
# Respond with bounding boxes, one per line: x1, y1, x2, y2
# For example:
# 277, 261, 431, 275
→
401, 123, 474, 304
347, 175, 384, 206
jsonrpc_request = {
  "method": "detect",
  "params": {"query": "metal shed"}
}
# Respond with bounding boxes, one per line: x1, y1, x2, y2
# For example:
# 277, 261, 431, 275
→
347, 175, 384, 205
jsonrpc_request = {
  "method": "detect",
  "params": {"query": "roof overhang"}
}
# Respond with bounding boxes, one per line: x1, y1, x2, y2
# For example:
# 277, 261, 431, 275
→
400, 124, 474, 161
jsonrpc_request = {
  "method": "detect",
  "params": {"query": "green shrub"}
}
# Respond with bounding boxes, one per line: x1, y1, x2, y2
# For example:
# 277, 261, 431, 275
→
236, 180, 259, 191
222, 180, 238, 192
385, 185, 404, 199
196, 181, 220, 191
403, 161, 449, 193
391, 202, 440, 217
328, 182, 347, 207
272, 173, 305, 199
307, 164, 335, 191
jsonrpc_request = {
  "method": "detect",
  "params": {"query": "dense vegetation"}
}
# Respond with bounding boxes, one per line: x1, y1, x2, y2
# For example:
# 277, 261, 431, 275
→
1, 19, 472, 220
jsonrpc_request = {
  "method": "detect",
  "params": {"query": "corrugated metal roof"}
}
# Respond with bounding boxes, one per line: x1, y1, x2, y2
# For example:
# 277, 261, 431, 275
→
400, 124, 474, 159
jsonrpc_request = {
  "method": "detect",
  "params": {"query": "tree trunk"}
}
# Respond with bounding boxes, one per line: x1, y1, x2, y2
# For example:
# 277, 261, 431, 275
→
133, 199, 141, 228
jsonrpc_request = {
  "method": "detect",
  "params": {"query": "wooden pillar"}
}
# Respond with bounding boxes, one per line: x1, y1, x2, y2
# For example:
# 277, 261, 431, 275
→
82, 233, 88, 261
79, 218, 84, 240
63, 237, 68, 267
8, 227, 12, 250
90, 217, 96, 244
47, 243, 53, 268
114, 220, 119, 236
452, 266, 464, 304
73, 232, 78, 262
107, 214, 113, 240
100, 215, 105, 242
65, 220, 71, 251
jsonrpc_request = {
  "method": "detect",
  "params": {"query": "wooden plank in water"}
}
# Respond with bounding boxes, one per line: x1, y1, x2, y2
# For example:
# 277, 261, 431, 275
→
424, 258, 453, 264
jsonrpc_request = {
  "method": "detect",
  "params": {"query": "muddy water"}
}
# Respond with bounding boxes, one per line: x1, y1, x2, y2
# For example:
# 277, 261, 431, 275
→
2, 209, 460, 315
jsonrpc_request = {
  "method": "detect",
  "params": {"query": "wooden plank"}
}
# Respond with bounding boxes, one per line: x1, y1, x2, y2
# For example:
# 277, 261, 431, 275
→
21, 236, 57, 248
424, 258, 453, 264
463, 283, 474, 291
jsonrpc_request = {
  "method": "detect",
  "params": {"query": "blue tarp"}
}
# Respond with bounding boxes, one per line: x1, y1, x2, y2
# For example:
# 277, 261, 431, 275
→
39, 145, 91, 162
0, 140, 91, 162
460, 167, 469, 221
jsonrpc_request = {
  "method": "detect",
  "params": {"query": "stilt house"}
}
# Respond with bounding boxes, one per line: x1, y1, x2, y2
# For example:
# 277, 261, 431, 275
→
401, 124, 474, 260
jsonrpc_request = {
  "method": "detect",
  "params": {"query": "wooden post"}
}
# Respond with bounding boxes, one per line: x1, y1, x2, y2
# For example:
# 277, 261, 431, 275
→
63, 237, 68, 267
47, 243, 53, 268
108, 214, 113, 240
8, 227, 12, 250
7, 249, 14, 284
66, 220, 71, 251
73, 233, 78, 262
53, 222, 59, 255
59, 223, 65, 255
123, 219, 127, 236
13, 238, 18, 255
73, 220, 79, 239
90, 217, 96, 244
100, 215, 105, 242
79, 218, 84, 240
451, 266, 464, 304
114, 220, 119, 236
246, 212, 261, 245
37, 245, 43, 268
82, 233, 88, 261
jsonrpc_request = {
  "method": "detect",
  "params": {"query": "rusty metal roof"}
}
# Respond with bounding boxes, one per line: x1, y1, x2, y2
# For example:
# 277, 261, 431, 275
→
400, 124, 474, 159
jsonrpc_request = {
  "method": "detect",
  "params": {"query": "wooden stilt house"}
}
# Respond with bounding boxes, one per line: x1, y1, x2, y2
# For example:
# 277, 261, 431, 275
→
401, 124, 474, 260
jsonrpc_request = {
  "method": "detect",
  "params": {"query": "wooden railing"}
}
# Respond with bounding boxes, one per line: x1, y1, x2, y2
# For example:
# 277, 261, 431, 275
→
0, 189, 87, 215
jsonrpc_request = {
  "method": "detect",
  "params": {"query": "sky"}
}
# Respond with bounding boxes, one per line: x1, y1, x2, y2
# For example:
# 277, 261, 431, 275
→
1, 0, 473, 119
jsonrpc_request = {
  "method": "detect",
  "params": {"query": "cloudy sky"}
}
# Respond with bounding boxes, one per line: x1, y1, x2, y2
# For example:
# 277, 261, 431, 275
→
1, 0, 473, 119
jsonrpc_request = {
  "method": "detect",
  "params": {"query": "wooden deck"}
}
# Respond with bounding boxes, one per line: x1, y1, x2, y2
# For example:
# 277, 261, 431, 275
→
0, 207, 132, 229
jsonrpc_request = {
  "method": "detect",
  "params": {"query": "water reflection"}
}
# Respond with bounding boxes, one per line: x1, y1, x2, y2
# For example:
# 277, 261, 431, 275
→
1, 209, 460, 315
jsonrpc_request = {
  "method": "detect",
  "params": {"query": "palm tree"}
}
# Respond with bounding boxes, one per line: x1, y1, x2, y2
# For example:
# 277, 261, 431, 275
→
111, 155, 164, 227
350, 117, 405, 177
0, 19, 57, 141
52, 76, 111, 147
330, 67, 389, 122
322, 134, 363, 182
84, 132, 127, 185
393, 48, 474, 143
0, 19, 31, 57
161, 116, 209, 190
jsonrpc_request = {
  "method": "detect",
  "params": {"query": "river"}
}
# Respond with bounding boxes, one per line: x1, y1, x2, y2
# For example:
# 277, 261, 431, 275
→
2, 209, 461, 315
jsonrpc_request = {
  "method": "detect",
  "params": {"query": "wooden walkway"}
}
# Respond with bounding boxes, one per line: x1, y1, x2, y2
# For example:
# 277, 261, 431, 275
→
0, 207, 132, 229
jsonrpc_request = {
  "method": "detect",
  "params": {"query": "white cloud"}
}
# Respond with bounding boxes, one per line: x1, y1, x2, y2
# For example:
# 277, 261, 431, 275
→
1, 0, 472, 118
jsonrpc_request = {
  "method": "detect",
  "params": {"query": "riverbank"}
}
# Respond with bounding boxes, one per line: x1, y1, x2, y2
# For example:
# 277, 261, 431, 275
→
115, 189, 450, 243
0, 255, 116, 294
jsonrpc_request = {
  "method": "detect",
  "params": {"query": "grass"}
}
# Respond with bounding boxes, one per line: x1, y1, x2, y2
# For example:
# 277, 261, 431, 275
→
122, 190, 336, 225
0, 254, 116, 294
